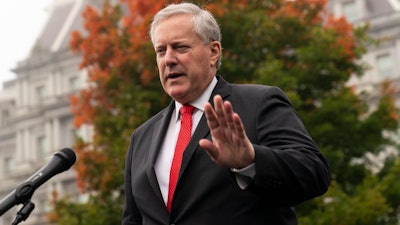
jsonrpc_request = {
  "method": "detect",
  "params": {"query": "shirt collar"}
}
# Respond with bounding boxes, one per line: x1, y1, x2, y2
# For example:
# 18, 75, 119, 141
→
174, 76, 218, 122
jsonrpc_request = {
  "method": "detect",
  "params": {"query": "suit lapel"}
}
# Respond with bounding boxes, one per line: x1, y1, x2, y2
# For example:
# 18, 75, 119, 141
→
146, 102, 175, 203
144, 76, 232, 208
179, 76, 231, 178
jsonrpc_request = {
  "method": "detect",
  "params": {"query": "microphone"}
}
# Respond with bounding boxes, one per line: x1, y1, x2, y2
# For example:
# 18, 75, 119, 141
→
0, 148, 76, 216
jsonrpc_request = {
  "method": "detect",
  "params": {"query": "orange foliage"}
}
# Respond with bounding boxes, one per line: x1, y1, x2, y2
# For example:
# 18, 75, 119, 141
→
73, 140, 91, 191
259, 0, 356, 62
69, 2, 124, 128
73, 138, 116, 192
268, 0, 327, 24
121, 0, 170, 19
325, 16, 356, 60
69, 91, 95, 128
380, 81, 399, 122
140, 69, 153, 86
69, 0, 167, 192
205, 0, 248, 16
121, 0, 166, 52
69, 0, 361, 194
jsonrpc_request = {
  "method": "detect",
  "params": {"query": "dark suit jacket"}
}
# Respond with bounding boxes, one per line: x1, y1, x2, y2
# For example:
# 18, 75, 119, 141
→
122, 76, 330, 225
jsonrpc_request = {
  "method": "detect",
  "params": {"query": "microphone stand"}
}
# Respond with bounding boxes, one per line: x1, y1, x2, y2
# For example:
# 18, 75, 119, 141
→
11, 201, 35, 225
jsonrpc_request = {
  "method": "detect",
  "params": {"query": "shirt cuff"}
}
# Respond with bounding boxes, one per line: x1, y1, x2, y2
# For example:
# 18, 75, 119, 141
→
231, 163, 256, 189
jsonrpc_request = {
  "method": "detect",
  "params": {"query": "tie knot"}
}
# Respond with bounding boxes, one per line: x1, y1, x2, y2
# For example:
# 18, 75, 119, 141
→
180, 105, 195, 115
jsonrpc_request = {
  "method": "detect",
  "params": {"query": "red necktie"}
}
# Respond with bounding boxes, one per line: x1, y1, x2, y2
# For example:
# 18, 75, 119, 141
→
167, 105, 195, 213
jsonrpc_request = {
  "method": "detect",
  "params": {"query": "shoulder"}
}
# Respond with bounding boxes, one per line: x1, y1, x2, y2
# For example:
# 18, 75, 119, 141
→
217, 75, 287, 98
232, 83, 282, 94
215, 76, 292, 107
230, 83, 291, 104
217, 75, 285, 95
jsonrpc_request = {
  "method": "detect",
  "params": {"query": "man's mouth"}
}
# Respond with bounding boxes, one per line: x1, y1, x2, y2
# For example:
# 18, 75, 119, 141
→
167, 72, 184, 79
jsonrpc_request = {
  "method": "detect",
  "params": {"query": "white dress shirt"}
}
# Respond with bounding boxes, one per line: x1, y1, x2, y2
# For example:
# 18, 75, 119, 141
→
154, 77, 255, 204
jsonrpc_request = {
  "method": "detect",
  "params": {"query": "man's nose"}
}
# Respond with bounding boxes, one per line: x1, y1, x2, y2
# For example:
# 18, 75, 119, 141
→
164, 48, 178, 66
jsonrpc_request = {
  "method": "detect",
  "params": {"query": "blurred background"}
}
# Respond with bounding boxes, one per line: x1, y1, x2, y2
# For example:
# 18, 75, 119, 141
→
0, 0, 399, 224
0, 0, 53, 88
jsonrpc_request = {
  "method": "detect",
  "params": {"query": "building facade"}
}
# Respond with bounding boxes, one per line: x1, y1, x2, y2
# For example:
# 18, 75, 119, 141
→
329, 0, 400, 103
328, 0, 400, 169
0, 0, 96, 224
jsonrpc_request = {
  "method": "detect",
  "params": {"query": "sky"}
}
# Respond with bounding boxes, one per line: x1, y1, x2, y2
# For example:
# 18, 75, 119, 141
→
0, 0, 53, 89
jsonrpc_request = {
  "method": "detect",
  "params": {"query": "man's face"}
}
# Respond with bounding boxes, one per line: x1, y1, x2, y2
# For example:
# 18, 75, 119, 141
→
153, 14, 220, 104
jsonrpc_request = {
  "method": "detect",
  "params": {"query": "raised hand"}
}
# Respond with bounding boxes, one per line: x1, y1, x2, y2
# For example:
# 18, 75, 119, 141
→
199, 95, 255, 169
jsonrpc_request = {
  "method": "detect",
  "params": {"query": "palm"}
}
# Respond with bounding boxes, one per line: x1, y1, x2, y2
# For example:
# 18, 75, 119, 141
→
199, 95, 254, 169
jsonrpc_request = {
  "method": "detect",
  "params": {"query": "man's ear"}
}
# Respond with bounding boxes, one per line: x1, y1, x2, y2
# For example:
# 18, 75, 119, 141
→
209, 41, 221, 67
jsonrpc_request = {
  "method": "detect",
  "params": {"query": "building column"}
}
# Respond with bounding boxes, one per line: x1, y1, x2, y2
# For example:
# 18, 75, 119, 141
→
45, 121, 52, 155
52, 118, 60, 151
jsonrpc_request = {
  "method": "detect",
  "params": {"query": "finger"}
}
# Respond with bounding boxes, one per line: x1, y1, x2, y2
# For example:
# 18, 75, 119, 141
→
204, 102, 219, 129
232, 113, 247, 140
199, 139, 219, 161
223, 101, 235, 130
213, 95, 228, 127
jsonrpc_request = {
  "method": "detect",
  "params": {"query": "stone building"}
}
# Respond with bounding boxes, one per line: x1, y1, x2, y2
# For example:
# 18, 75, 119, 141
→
329, 0, 400, 104
0, 0, 97, 224
328, 0, 400, 169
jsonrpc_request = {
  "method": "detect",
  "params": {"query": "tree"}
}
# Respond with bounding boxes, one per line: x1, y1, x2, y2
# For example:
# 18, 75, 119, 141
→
218, 1, 398, 224
50, 0, 400, 224
49, 1, 165, 224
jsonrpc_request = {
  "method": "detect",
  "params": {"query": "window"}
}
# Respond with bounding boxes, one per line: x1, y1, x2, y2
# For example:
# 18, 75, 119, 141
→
5, 157, 14, 172
36, 85, 46, 103
1, 109, 9, 126
39, 198, 51, 213
342, 1, 359, 22
376, 54, 394, 78
69, 77, 80, 91
37, 136, 47, 158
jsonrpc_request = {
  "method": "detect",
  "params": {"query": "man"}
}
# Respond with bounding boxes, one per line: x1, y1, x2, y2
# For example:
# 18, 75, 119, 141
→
122, 2, 330, 225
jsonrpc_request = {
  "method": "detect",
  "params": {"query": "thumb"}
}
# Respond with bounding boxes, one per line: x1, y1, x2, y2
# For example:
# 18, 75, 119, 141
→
199, 139, 219, 162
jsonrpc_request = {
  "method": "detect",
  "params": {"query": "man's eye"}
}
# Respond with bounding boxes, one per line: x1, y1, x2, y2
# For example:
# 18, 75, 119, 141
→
176, 46, 189, 51
156, 49, 166, 55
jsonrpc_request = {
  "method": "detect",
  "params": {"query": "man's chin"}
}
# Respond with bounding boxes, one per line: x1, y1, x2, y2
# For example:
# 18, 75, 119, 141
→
169, 90, 192, 104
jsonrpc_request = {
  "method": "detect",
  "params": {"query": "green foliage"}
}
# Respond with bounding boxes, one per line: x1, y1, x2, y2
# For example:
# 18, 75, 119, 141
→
299, 178, 391, 225
50, 194, 123, 225
214, 1, 399, 224
51, 1, 165, 224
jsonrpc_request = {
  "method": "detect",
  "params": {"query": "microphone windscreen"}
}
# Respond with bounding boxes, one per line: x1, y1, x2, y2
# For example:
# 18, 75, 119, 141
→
57, 148, 77, 168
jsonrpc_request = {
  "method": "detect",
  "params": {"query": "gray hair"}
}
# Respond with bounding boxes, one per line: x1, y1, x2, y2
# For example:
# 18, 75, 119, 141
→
149, 2, 222, 69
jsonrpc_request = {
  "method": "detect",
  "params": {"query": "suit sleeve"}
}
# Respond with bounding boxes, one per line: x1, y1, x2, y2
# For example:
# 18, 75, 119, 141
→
122, 133, 143, 225
246, 86, 330, 206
